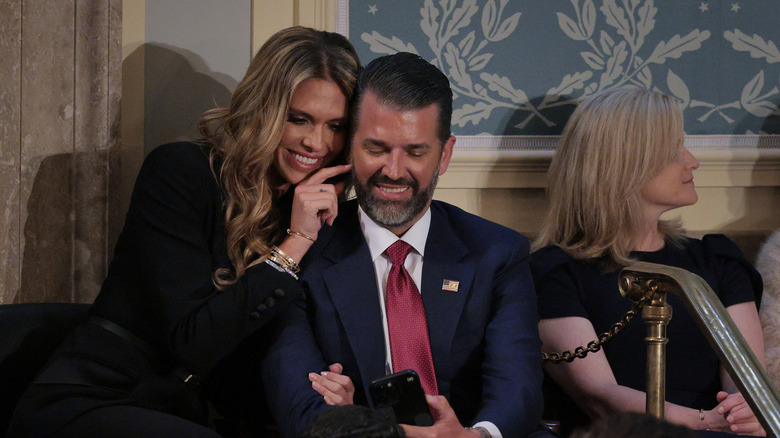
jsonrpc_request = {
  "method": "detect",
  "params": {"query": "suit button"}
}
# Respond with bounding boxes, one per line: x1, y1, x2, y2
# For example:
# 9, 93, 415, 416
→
264, 297, 275, 308
249, 311, 260, 320
257, 303, 268, 311
274, 288, 285, 298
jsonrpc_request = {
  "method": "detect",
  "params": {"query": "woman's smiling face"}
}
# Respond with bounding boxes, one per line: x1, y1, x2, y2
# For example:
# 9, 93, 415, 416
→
274, 78, 349, 190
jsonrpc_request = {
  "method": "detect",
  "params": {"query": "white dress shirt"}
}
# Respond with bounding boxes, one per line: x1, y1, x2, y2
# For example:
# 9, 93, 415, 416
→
357, 206, 501, 438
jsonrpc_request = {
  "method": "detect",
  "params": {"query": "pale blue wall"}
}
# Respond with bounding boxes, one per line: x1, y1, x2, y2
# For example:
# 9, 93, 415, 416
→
350, 0, 780, 136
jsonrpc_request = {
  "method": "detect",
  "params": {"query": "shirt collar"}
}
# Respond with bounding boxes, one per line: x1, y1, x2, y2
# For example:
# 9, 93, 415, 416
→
358, 205, 432, 262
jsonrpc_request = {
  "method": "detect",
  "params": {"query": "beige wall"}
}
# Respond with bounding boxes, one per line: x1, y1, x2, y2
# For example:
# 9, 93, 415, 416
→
435, 142, 780, 234
121, 0, 145, 221
251, 0, 341, 55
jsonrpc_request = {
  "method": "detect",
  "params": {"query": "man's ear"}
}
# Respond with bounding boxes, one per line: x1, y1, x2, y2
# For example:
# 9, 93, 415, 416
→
438, 135, 456, 176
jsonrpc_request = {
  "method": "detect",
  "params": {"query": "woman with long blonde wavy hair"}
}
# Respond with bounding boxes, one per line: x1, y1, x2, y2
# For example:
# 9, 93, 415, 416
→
532, 87, 767, 437
9, 26, 360, 438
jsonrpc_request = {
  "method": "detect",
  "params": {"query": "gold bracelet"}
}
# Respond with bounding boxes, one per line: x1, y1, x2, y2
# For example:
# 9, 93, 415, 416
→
264, 258, 299, 280
287, 228, 315, 243
269, 253, 300, 275
270, 246, 300, 274
268, 253, 292, 271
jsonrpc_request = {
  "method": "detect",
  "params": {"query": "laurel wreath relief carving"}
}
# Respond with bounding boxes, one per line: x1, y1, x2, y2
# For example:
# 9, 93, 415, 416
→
357, 0, 780, 135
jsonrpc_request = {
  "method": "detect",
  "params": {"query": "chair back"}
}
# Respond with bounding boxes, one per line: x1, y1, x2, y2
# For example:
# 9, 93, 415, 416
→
0, 303, 90, 437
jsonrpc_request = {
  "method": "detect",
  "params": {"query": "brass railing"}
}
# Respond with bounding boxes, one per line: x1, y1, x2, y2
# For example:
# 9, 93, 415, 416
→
619, 261, 780, 437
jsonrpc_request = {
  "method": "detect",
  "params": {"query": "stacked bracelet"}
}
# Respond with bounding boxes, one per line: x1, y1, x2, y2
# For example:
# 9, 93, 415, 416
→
287, 228, 315, 243
266, 245, 301, 280
264, 258, 298, 280
270, 246, 300, 274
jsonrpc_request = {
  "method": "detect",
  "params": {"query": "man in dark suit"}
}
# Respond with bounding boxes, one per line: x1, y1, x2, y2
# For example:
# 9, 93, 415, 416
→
263, 52, 545, 438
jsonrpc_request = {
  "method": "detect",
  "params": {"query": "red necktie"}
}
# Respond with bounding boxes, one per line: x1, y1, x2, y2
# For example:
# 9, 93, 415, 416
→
385, 240, 438, 395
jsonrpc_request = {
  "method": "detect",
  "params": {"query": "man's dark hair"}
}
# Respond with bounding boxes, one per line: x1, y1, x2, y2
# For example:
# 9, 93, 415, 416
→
301, 405, 406, 438
350, 52, 453, 145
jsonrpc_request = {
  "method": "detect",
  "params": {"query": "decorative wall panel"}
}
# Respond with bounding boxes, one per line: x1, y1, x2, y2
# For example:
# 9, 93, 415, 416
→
349, 0, 780, 137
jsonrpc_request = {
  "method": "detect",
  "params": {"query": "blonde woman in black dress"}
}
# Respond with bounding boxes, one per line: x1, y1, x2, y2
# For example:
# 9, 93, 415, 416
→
532, 87, 766, 437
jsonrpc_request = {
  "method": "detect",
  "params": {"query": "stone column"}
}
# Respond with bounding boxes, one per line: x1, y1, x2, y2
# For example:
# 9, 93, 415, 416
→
1, 0, 121, 304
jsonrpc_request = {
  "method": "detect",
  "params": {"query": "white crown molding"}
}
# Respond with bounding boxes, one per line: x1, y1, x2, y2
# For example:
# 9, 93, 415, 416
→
442, 135, 780, 189
453, 134, 780, 152
338, 0, 348, 36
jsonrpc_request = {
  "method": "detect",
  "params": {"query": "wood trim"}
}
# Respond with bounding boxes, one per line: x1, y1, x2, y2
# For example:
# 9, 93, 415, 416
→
251, 0, 341, 54
441, 135, 780, 189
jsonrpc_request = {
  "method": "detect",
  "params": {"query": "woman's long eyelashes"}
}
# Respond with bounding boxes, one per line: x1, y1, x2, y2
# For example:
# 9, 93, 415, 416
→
287, 114, 347, 132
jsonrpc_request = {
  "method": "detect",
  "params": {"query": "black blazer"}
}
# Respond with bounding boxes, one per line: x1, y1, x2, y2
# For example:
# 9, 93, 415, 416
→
10, 142, 301, 435
93, 142, 301, 375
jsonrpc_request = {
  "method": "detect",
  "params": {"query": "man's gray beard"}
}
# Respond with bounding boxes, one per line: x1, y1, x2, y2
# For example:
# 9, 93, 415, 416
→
353, 168, 439, 229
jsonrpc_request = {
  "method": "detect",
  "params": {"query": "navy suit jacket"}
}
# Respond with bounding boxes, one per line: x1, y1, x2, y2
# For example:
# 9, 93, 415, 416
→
262, 200, 543, 437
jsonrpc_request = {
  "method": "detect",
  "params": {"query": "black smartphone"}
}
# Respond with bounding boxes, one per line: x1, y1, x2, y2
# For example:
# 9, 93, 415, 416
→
369, 369, 434, 426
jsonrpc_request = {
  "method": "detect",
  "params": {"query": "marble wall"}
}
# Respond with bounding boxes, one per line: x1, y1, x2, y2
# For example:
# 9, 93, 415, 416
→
0, 0, 122, 304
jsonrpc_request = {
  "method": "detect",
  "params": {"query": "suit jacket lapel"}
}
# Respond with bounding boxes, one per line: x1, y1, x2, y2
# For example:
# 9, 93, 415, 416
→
420, 203, 474, 379
321, 202, 386, 402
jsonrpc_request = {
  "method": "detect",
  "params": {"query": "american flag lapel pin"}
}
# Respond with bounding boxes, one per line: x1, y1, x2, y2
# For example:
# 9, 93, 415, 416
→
442, 279, 459, 292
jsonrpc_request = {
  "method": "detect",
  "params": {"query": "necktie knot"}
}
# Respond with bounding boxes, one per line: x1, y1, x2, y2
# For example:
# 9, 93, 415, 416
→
386, 240, 412, 267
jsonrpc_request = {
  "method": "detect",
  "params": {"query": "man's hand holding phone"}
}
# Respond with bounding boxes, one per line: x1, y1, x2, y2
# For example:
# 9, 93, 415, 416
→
401, 395, 489, 438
